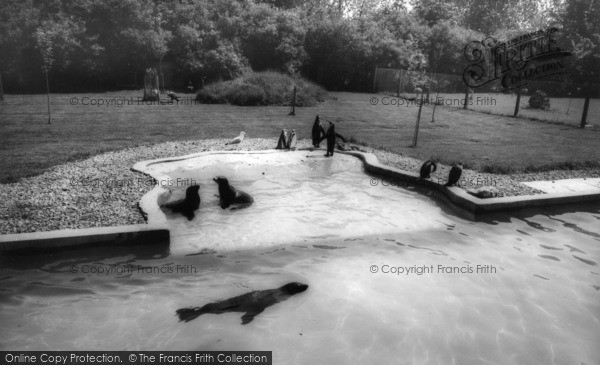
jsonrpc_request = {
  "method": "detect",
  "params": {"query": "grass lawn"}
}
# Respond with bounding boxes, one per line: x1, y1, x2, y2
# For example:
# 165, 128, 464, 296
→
1, 90, 599, 183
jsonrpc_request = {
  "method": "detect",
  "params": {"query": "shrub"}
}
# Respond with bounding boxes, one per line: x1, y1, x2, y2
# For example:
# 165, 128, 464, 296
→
196, 71, 327, 106
196, 81, 233, 104
528, 90, 551, 110
226, 83, 267, 106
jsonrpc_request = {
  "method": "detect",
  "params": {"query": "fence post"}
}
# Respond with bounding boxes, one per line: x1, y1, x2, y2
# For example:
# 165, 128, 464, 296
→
513, 89, 523, 117
463, 87, 469, 109
580, 96, 590, 128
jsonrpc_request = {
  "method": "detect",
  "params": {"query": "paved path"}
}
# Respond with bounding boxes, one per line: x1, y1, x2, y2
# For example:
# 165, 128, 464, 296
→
523, 178, 600, 194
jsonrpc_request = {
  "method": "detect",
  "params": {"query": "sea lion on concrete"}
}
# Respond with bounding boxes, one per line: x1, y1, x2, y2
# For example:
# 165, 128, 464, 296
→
176, 282, 308, 324
312, 116, 326, 147
446, 163, 463, 187
318, 121, 346, 157
419, 160, 437, 179
162, 185, 200, 221
213, 176, 254, 209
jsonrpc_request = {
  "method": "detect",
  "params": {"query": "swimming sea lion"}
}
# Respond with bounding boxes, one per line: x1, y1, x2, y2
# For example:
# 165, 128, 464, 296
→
213, 176, 254, 209
161, 185, 200, 221
312, 116, 326, 147
446, 163, 463, 187
318, 121, 346, 157
176, 282, 308, 324
419, 160, 437, 179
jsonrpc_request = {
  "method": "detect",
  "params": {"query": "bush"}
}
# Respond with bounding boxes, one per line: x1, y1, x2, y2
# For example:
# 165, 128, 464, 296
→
528, 90, 551, 110
196, 71, 327, 106
196, 81, 233, 104
226, 83, 266, 106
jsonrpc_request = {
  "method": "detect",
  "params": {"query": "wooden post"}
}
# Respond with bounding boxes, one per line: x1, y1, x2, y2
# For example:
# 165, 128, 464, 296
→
580, 96, 590, 128
288, 85, 296, 116
412, 93, 424, 147
463, 87, 469, 109
0, 71, 4, 101
513, 89, 521, 117
45, 68, 51, 124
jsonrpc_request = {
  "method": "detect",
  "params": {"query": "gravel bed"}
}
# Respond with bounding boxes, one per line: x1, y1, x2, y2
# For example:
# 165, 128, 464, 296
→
0, 138, 594, 235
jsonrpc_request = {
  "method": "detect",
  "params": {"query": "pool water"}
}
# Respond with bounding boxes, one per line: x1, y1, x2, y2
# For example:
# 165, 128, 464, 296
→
1, 151, 599, 365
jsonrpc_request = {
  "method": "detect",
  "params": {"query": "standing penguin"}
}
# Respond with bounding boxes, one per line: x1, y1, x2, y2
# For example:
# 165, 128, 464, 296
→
275, 129, 289, 149
446, 163, 463, 187
318, 121, 346, 157
287, 129, 297, 150
419, 160, 437, 179
311, 115, 326, 147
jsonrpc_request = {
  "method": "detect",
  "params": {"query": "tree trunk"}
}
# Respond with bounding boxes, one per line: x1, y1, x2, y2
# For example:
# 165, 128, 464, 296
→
580, 96, 590, 128
412, 93, 424, 147
45, 68, 51, 124
0, 71, 4, 101
513, 90, 521, 117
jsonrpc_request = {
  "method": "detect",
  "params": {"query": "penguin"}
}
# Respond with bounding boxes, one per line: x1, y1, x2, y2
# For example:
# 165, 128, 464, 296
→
161, 185, 200, 221
446, 163, 463, 187
176, 282, 308, 324
419, 160, 437, 179
318, 121, 346, 157
311, 115, 326, 148
213, 176, 254, 209
225, 131, 245, 145
287, 129, 297, 150
275, 129, 289, 149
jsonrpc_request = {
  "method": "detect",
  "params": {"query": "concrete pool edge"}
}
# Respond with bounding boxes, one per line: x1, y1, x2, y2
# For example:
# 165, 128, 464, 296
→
2, 148, 598, 253
338, 150, 600, 213
0, 224, 169, 254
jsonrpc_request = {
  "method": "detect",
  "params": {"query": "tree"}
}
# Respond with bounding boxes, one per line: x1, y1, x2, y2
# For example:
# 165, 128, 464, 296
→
34, 26, 54, 124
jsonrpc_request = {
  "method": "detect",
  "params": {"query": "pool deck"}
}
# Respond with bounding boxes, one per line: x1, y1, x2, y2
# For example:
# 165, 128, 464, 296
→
1, 149, 599, 253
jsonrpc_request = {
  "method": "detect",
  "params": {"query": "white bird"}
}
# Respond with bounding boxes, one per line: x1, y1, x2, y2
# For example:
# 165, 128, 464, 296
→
225, 131, 245, 145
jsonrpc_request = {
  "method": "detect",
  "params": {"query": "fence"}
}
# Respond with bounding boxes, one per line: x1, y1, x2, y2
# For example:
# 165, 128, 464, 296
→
373, 67, 599, 128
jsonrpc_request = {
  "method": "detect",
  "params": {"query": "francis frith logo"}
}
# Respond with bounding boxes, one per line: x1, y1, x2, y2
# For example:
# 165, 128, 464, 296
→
463, 27, 571, 90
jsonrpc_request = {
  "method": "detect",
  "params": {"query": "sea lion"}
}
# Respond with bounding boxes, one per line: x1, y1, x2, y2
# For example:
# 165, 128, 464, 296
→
419, 160, 437, 179
213, 176, 254, 209
318, 121, 346, 157
225, 131, 245, 145
446, 163, 463, 187
176, 282, 308, 324
275, 129, 289, 149
311, 115, 326, 147
161, 185, 200, 221
287, 129, 297, 150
